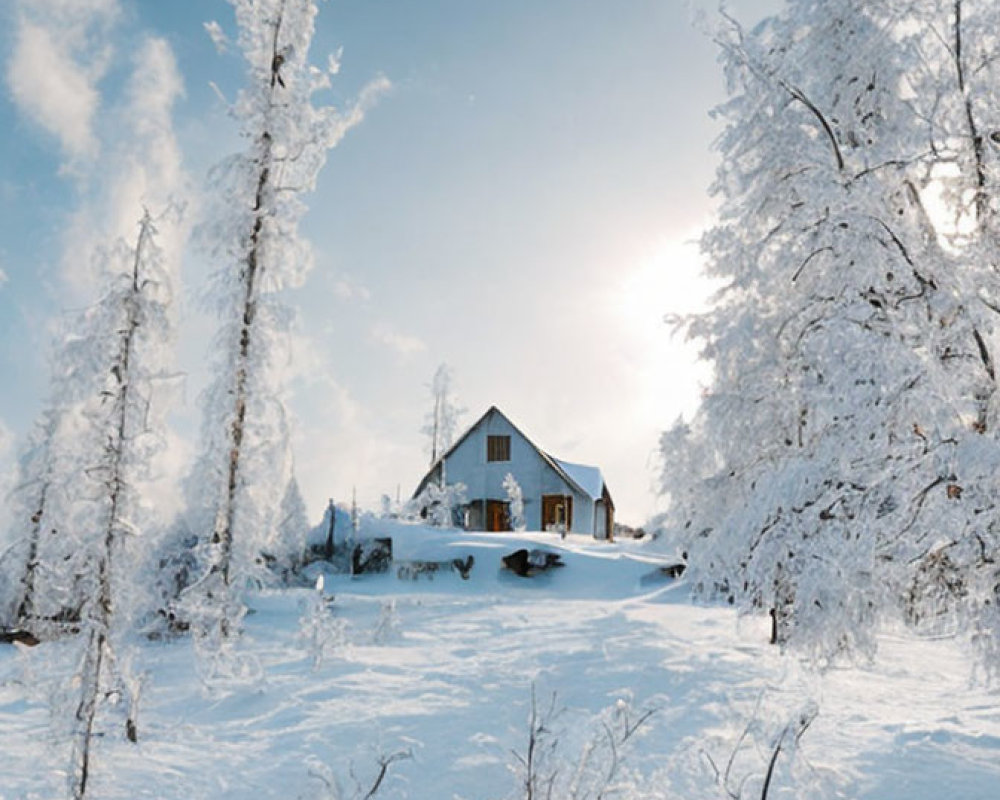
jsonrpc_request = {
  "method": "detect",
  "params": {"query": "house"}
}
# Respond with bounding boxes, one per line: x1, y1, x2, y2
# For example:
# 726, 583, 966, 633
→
413, 406, 615, 539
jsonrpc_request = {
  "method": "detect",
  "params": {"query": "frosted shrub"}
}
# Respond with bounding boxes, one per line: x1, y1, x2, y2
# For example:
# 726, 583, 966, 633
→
371, 599, 399, 644
508, 687, 658, 800
299, 576, 346, 670
407, 481, 468, 528
503, 473, 526, 532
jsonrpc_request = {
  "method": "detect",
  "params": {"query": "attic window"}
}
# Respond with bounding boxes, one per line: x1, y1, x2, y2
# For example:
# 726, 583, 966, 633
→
487, 435, 511, 462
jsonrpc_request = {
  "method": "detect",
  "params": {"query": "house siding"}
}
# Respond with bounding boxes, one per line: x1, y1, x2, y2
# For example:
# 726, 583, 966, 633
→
443, 409, 588, 532
416, 406, 610, 537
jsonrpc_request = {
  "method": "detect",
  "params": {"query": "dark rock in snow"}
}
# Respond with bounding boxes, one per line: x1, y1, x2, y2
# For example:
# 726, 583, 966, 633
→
501, 548, 564, 577
452, 555, 475, 579
639, 561, 686, 586
0, 628, 40, 647
662, 562, 686, 579
352, 537, 392, 575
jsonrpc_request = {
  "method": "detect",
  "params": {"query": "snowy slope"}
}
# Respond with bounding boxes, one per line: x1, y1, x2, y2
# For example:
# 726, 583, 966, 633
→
0, 524, 998, 799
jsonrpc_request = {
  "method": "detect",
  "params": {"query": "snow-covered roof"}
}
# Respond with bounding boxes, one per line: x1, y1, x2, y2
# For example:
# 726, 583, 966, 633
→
550, 458, 605, 501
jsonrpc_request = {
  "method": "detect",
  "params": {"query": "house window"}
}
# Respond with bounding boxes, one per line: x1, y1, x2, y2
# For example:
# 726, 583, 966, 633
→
487, 435, 511, 462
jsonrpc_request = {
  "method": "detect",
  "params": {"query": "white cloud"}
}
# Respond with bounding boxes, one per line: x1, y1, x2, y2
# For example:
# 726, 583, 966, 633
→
113, 35, 187, 221
283, 330, 416, 519
370, 323, 427, 356
291, 375, 415, 521
0, 266, 7, 288
332, 275, 371, 301
61, 33, 189, 297
7, 22, 100, 163
5, 0, 119, 168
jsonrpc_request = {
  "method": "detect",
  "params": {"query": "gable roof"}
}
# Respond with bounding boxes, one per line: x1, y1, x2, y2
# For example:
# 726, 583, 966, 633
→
415, 405, 612, 506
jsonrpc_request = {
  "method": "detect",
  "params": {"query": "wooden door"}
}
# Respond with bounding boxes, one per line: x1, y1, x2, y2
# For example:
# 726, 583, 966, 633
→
486, 500, 510, 532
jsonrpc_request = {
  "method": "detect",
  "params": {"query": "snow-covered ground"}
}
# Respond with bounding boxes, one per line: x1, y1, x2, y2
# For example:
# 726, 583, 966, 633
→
1, 523, 998, 799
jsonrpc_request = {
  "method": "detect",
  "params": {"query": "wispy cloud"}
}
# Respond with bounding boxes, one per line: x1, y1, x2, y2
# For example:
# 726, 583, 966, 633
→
288, 361, 412, 519
0, 265, 7, 289
5, 0, 119, 169
112, 35, 187, 224
370, 323, 426, 356
61, 33, 189, 296
332, 275, 371, 302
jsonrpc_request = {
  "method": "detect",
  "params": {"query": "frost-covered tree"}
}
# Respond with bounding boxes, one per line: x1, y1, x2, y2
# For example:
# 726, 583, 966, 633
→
0, 211, 181, 796
2, 212, 179, 645
183, 0, 388, 620
261, 476, 310, 582
1, 407, 76, 632
893, 0, 1000, 242
408, 481, 467, 528
65, 211, 178, 798
661, 0, 1000, 662
2, 325, 125, 636
895, 0, 1000, 666
503, 473, 526, 532
422, 363, 465, 465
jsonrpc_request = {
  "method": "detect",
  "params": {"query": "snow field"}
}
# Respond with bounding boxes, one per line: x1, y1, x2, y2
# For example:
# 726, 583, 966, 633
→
0, 528, 998, 798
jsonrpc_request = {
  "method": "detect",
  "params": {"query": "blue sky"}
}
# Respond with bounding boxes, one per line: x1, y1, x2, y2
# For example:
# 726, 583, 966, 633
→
0, 0, 777, 525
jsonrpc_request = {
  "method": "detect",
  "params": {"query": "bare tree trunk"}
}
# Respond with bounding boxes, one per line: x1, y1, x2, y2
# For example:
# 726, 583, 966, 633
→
430, 392, 441, 465
953, 0, 989, 226
71, 628, 106, 800
14, 478, 49, 626
324, 498, 336, 560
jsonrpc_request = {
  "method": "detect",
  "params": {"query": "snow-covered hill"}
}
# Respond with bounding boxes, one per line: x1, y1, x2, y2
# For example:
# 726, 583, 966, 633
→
1, 524, 998, 798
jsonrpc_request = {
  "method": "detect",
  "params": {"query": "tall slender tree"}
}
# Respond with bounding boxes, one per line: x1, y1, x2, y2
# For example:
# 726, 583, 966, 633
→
182, 0, 388, 627
45, 210, 176, 798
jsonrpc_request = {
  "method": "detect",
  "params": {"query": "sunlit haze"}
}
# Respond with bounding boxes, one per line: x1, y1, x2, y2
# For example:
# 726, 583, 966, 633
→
0, 0, 779, 526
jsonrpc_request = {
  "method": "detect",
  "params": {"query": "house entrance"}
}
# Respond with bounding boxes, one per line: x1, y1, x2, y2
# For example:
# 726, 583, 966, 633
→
486, 499, 511, 532
541, 495, 572, 533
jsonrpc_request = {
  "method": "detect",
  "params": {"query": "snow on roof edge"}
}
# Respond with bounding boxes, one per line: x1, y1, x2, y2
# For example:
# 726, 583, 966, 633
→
551, 457, 605, 501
